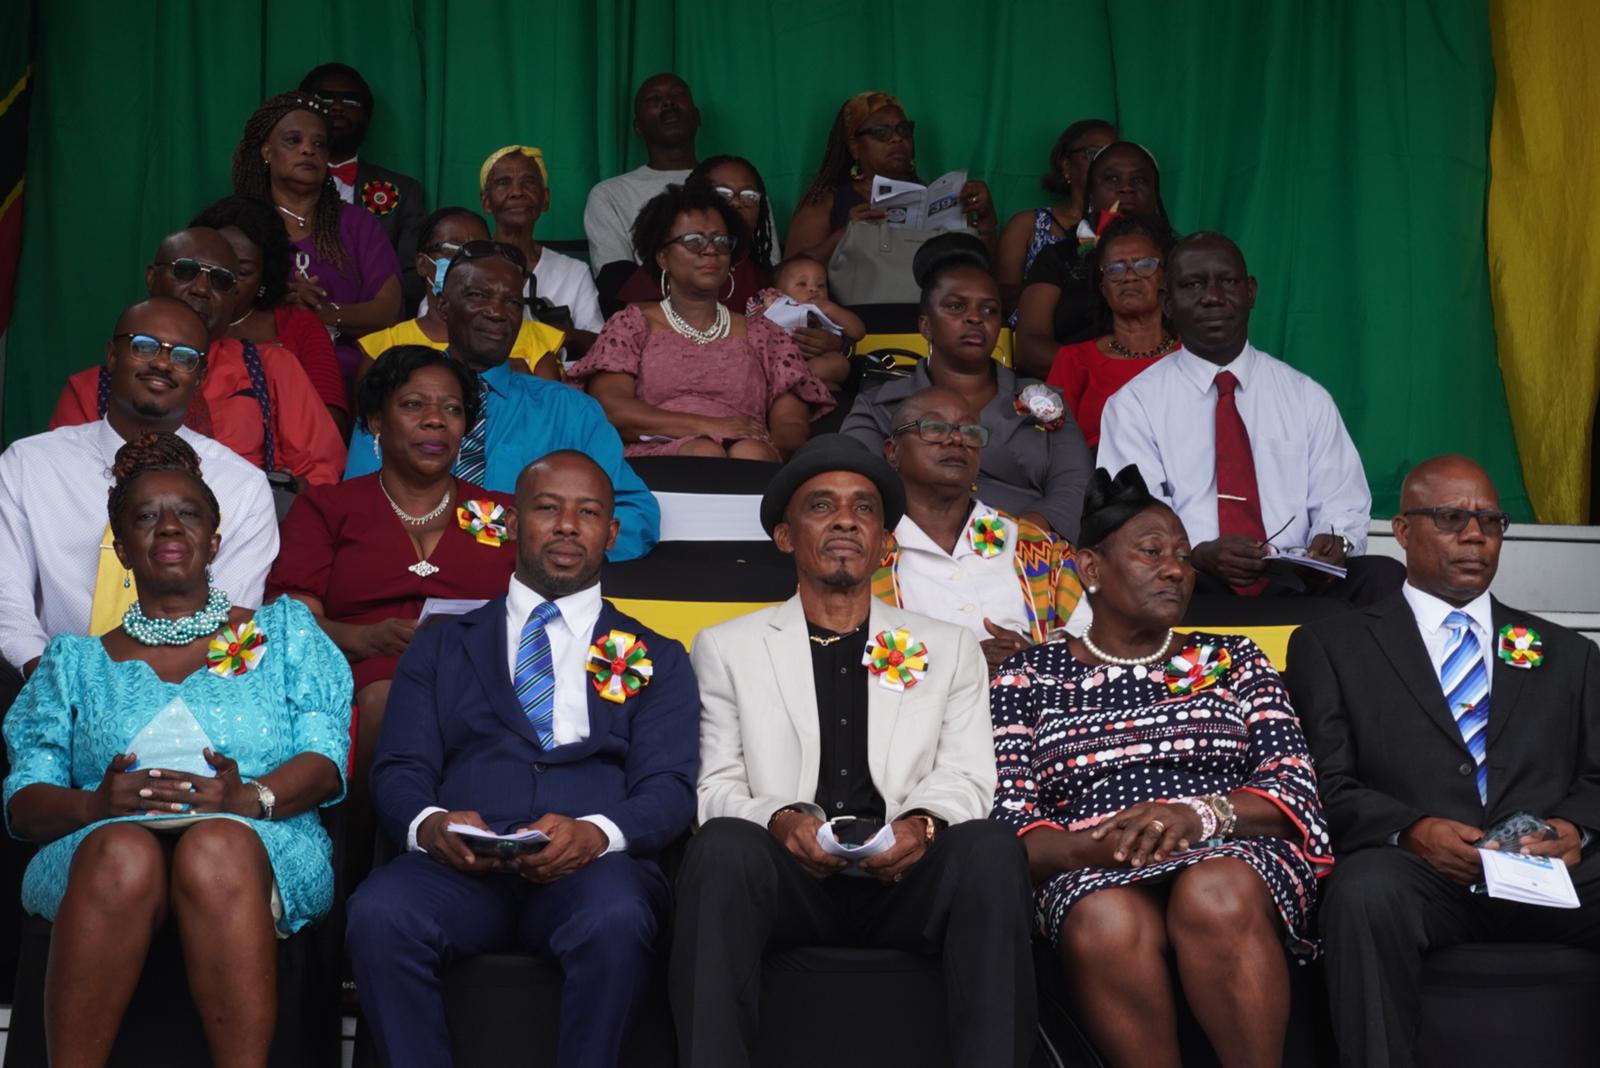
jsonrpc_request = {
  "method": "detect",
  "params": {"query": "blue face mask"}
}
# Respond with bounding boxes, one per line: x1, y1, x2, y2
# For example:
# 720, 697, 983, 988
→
426, 255, 450, 295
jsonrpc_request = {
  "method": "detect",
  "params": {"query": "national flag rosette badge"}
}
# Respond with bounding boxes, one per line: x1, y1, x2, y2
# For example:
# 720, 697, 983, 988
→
360, 179, 401, 216
456, 499, 509, 547
207, 621, 267, 678
586, 630, 653, 703
1497, 624, 1544, 669
1013, 383, 1066, 432
863, 627, 928, 691
968, 513, 1007, 558
1158, 642, 1232, 696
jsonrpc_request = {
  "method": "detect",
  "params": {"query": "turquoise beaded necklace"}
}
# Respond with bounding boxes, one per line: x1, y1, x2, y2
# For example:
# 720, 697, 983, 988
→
121, 587, 231, 646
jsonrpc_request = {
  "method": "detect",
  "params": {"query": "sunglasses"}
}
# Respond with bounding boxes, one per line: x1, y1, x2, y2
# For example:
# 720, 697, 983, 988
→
1102, 256, 1162, 282
856, 121, 915, 144
1402, 507, 1511, 537
113, 333, 206, 372
891, 418, 990, 448
153, 258, 238, 293
1068, 143, 1107, 162
447, 239, 529, 272
310, 92, 365, 110
666, 231, 736, 255
713, 185, 762, 207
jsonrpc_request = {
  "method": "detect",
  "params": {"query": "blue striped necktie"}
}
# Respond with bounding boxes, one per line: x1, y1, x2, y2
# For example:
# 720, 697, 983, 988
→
1440, 610, 1490, 803
454, 374, 490, 485
514, 599, 563, 748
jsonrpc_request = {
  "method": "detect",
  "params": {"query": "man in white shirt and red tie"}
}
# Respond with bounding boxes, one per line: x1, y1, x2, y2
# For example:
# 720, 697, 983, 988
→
1098, 231, 1403, 604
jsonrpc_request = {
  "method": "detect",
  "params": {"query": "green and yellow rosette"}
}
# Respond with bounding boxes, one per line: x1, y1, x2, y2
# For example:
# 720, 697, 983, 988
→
1158, 642, 1232, 696
586, 630, 653, 703
1497, 624, 1544, 669
863, 627, 928, 691
456, 499, 509, 547
207, 621, 266, 678
968, 513, 1007, 558
360, 178, 401, 216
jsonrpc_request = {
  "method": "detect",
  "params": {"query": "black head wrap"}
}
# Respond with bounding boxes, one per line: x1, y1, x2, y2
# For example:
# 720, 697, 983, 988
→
1078, 465, 1160, 548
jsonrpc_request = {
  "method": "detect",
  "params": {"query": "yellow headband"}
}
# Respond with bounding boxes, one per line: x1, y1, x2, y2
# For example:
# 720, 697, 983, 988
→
479, 145, 547, 191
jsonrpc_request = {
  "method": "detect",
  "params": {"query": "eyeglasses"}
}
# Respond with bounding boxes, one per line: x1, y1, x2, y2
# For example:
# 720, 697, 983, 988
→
1102, 256, 1162, 282
665, 231, 736, 255
1067, 143, 1107, 162
310, 92, 365, 110
1402, 507, 1511, 537
713, 185, 762, 207
113, 333, 206, 372
447, 239, 528, 272
890, 418, 990, 448
153, 258, 238, 293
856, 121, 916, 144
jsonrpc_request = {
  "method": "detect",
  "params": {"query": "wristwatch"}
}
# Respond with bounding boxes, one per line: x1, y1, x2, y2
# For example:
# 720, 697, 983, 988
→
248, 779, 276, 821
905, 813, 939, 845
1336, 533, 1352, 555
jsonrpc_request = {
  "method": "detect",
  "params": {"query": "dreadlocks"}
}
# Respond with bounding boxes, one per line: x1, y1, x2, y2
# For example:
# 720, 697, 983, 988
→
799, 91, 903, 206
230, 92, 345, 269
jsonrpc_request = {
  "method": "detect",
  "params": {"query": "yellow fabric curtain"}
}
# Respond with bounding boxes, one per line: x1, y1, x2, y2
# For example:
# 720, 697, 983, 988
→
1487, 0, 1600, 523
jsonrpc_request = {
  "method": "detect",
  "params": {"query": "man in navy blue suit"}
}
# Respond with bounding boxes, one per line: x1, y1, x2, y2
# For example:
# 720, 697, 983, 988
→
346, 450, 699, 1068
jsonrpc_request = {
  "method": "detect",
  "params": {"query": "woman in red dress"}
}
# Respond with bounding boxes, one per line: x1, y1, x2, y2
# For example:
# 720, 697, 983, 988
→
267, 345, 516, 795
1046, 214, 1179, 449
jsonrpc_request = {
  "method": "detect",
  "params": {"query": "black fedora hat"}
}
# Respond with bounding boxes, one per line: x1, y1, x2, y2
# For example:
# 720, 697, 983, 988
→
758, 434, 906, 536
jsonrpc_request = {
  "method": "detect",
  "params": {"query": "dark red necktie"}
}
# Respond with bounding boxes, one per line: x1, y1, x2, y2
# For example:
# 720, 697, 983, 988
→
329, 159, 358, 185
1214, 370, 1268, 596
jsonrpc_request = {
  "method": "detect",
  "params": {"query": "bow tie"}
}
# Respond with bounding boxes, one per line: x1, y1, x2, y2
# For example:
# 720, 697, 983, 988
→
329, 159, 359, 185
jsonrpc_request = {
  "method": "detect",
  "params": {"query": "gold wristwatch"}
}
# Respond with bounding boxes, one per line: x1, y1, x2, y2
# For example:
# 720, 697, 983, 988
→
249, 780, 276, 821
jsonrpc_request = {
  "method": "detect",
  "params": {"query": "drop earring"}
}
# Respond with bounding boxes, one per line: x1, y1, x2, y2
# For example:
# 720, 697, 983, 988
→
372, 432, 382, 464
849, 161, 863, 180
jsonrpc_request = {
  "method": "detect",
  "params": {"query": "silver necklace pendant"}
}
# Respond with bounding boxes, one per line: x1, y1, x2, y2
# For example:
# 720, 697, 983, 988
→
409, 560, 440, 578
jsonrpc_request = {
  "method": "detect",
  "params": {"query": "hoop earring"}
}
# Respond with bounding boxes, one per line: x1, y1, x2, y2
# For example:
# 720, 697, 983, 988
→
722, 273, 735, 301
659, 273, 670, 300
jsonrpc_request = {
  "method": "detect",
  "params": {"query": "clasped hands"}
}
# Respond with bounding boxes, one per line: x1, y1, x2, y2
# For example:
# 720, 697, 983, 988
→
770, 809, 926, 883
1400, 815, 1583, 885
95, 749, 257, 821
419, 810, 608, 884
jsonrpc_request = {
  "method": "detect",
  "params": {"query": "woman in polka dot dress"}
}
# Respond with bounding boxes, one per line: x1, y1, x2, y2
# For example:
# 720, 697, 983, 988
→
989, 465, 1332, 1068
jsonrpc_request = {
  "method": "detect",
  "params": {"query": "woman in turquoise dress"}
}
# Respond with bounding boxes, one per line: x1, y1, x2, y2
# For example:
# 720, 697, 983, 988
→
3, 432, 351, 1068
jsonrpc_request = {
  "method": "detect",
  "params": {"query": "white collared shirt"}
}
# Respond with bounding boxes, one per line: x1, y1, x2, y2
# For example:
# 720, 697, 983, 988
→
1401, 582, 1495, 693
0, 419, 277, 670
1098, 343, 1372, 554
894, 503, 1033, 641
331, 156, 357, 204
405, 575, 626, 854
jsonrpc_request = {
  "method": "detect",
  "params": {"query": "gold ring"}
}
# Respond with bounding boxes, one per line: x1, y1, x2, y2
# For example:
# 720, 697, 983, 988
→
1149, 819, 1167, 834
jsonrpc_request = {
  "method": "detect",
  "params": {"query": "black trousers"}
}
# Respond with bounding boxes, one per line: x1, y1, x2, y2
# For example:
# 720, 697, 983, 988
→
1319, 846, 1600, 1068
669, 817, 1036, 1068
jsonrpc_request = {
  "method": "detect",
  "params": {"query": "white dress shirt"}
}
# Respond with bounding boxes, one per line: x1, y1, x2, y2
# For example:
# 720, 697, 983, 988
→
405, 575, 627, 853
1401, 582, 1494, 695
894, 503, 1033, 641
0, 420, 277, 670
1097, 343, 1372, 554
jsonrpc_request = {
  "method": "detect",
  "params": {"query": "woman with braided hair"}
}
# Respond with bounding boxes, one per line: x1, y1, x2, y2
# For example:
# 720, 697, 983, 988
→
4, 431, 351, 1066
232, 92, 402, 387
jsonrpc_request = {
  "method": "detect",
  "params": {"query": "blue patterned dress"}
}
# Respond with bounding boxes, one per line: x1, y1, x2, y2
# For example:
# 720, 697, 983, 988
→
989, 633, 1333, 953
2, 596, 352, 934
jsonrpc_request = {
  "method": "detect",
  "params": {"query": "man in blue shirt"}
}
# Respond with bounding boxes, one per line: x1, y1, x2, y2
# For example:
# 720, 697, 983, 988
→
347, 242, 659, 560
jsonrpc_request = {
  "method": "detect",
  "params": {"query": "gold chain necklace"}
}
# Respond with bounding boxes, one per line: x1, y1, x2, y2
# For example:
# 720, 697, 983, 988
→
809, 624, 864, 647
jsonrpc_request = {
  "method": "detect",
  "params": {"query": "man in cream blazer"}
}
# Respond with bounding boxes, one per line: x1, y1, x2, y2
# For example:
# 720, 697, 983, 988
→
669, 435, 1036, 1068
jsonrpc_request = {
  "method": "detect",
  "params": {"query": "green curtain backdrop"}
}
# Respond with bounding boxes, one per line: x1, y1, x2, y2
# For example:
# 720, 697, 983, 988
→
3, 0, 1529, 517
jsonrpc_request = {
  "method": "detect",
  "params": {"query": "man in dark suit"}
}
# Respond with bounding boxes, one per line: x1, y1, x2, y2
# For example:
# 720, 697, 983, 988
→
299, 62, 427, 310
1287, 455, 1600, 1068
346, 451, 699, 1068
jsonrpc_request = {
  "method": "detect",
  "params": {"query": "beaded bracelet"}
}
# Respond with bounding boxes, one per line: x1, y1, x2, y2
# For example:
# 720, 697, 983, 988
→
1173, 797, 1218, 840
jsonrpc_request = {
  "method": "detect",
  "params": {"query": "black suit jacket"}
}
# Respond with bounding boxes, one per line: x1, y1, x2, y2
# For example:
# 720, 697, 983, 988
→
354, 160, 427, 312
1286, 590, 1600, 853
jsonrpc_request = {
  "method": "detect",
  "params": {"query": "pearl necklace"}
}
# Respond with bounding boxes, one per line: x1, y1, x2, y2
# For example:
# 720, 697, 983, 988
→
275, 203, 309, 228
1080, 626, 1175, 667
379, 475, 452, 526
122, 587, 232, 647
660, 297, 730, 345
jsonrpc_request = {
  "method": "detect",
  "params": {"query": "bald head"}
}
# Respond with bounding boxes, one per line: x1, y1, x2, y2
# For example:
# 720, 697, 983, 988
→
884, 384, 982, 497
146, 227, 240, 338
510, 450, 619, 599
515, 450, 615, 513
1399, 455, 1498, 513
112, 297, 210, 345
1393, 454, 1506, 606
